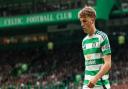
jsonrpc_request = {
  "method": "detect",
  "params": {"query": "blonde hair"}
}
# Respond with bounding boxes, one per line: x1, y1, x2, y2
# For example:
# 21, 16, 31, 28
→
78, 6, 96, 19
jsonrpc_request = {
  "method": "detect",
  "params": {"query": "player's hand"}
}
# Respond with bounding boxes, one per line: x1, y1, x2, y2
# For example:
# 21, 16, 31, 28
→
87, 81, 95, 88
87, 78, 98, 88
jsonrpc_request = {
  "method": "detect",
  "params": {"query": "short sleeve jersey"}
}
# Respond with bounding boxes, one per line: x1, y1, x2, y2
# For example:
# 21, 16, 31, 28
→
82, 30, 111, 89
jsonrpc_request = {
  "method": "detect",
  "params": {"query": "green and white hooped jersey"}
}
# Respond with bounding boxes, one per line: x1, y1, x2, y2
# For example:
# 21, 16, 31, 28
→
82, 30, 111, 89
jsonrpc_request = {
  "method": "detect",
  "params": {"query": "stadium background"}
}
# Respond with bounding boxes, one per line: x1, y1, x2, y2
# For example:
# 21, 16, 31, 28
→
0, 0, 128, 89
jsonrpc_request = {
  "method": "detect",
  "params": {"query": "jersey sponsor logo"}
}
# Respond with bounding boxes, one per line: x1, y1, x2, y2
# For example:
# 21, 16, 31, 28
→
85, 60, 96, 65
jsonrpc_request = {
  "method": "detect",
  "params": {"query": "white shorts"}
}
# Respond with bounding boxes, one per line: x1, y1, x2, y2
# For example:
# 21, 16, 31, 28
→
82, 85, 104, 89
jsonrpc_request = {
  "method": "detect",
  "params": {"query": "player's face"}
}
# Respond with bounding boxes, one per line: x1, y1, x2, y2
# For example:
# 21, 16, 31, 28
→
80, 17, 92, 34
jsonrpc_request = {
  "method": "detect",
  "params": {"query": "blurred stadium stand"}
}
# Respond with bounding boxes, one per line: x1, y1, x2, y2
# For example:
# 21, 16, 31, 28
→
0, 0, 128, 89
0, 0, 84, 16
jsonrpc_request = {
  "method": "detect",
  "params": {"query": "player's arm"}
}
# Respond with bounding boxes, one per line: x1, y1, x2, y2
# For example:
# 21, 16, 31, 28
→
96, 54, 111, 80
